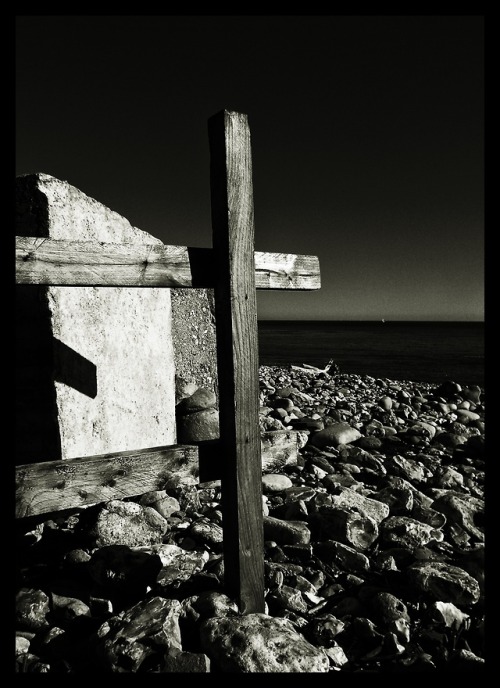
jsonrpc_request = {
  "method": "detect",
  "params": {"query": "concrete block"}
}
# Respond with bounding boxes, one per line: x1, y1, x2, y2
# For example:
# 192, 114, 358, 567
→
16, 173, 176, 462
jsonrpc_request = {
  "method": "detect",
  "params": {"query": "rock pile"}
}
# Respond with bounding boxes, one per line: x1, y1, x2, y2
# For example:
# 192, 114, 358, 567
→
15, 366, 485, 673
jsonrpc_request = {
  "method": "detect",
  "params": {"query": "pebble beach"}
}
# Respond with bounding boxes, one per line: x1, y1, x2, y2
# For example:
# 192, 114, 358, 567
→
16, 364, 485, 673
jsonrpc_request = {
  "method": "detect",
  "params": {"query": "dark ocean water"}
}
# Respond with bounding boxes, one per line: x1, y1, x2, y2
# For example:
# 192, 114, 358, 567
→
258, 321, 485, 388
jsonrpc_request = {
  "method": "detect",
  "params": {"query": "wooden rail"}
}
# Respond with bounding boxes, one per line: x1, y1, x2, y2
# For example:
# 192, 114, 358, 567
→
15, 445, 199, 519
15, 430, 300, 519
16, 237, 320, 290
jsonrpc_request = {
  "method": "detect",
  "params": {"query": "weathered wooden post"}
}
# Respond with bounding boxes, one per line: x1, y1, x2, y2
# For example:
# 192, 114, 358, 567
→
208, 111, 265, 613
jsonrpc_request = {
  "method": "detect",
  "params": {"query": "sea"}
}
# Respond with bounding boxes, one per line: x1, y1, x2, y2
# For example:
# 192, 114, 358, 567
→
258, 321, 485, 389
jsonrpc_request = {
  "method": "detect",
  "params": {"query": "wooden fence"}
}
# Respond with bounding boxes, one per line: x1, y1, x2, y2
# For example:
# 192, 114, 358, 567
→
15, 110, 321, 613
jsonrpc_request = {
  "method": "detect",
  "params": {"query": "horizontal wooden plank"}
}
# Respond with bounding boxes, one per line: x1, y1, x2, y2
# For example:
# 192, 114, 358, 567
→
16, 236, 321, 290
15, 430, 302, 518
15, 444, 200, 518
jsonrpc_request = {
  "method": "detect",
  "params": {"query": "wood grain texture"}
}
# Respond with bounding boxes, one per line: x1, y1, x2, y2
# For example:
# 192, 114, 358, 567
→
15, 431, 300, 518
15, 445, 199, 518
16, 236, 320, 290
208, 110, 266, 613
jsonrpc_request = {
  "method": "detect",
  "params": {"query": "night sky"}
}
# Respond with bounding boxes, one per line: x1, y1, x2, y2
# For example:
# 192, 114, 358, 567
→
15, 15, 484, 321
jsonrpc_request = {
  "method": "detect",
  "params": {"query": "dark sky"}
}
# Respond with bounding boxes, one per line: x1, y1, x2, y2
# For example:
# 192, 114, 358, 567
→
15, 15, 484, 321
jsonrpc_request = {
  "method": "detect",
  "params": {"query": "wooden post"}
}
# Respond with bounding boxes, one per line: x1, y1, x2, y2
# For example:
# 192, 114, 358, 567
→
208, 110, 265, 613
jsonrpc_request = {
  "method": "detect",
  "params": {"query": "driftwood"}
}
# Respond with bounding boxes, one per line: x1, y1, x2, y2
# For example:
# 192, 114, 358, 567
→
290, 359, 338, 374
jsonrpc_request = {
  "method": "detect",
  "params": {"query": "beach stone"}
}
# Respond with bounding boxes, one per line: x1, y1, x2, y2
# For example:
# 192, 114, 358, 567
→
163, 476, 201, 514
16, 635, 31, 655
363, 420, 386, 438
462, 386, 482, 404
271, 397, 295, 412
282, 486, 317, 503
290, 417, 324, 432
310, 505, 378, 550
180, 592, 239, 629
176, 387, 217, 413
380, 516, 444, 549
88, 500, 169, 548
199, 613, 330, 672
89, 594, 113, 617
50, 593, 91, 624
263, 515, 311, 546
262, 474, 294, 493
370, 592, 410, 638
383, 425, 398, 437
378, 396, 393, 410
306, 614, 345, 647
323, 644, 349, 668
187, 517, 224, 551
87, 544, 162, 592
373, 551, 399, 572
95, 597, 182, 672
175, 378, 199, 404
309, 422, 362, 448
16, 588, 50, 632
455, 409, 480, 424
372, 483, 414, 515
267, 584, 309, 614
154, 546, 209, 592
433, 431, 467, 448
281, 500, 309, 520
431, 493, 484, 541
16, 653, 51, 672
433, 466, 464, 489
336, 445, 387, 476
260, 414, 288, 432
449, 649, 485, 670
455, 546, 485, 592
179, 592, 238, 648
357, 436, 383, 451
139, 491, 181, 519
382, 632, 406, 655
275, 385, 295, 398
335, 617, 385, 661
385, 455, 427, 483
429, 601, 470, 631
162, 648, 211, 672
409, 421, 437, 440
331, 487, 390, 524
437, 402, 457, 415
329, 596, 365, 619
411, 505, 447, 528
177, 408, 220, 442
407, 562, 481, 606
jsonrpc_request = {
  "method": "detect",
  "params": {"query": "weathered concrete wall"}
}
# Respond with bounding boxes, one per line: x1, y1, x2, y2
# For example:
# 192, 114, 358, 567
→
16, 173, 177, 462
170, 289, 218, 401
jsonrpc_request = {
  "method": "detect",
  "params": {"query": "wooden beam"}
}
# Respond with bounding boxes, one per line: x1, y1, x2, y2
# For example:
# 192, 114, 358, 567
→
15, 430, 300, 519
15, 445, 199, 518
208, 110, 265, 614
15, 236, 320, 290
